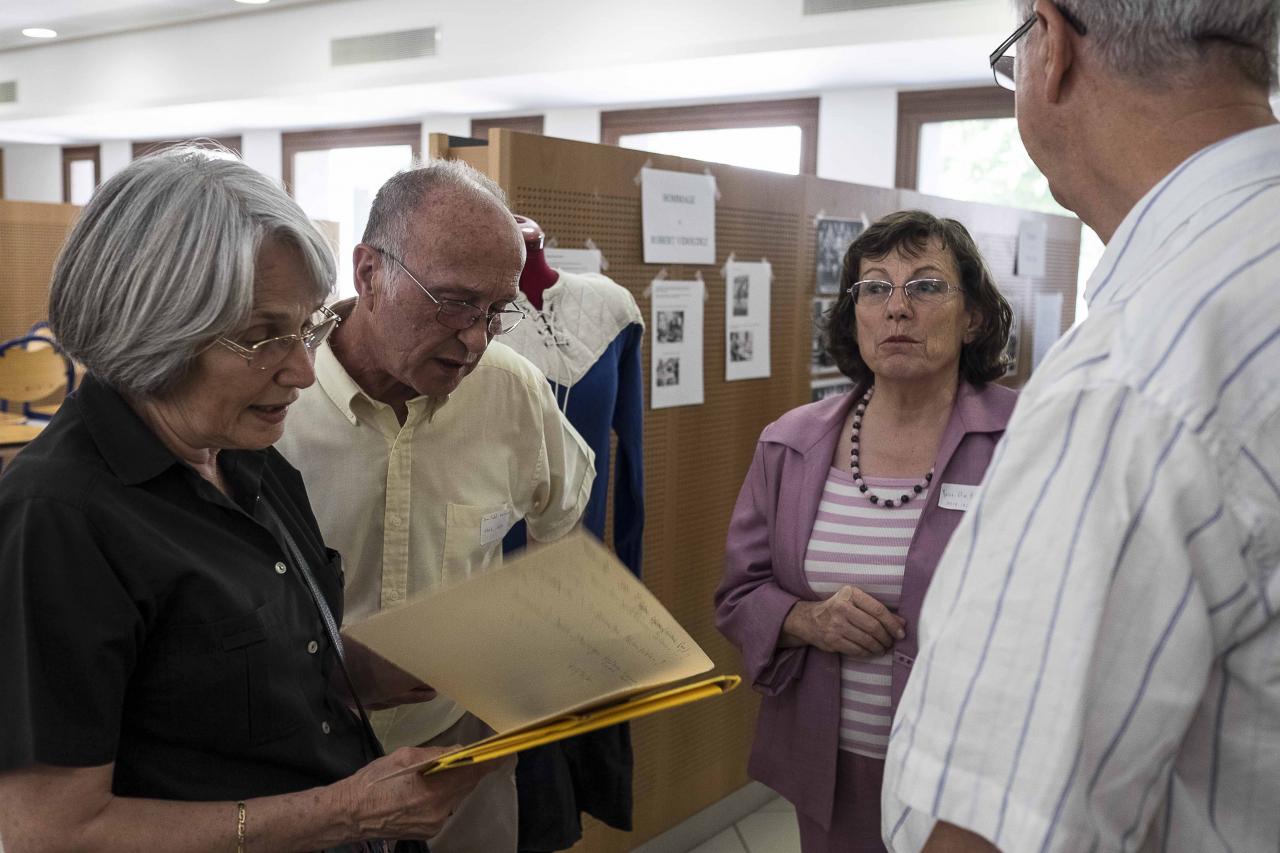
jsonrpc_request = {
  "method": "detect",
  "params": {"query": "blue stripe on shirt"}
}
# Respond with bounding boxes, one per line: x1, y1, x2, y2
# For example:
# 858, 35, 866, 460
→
933, 392, 1087, 814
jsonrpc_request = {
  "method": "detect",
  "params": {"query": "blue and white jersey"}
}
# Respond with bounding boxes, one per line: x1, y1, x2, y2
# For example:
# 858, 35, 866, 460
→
884, 124, 1280, 853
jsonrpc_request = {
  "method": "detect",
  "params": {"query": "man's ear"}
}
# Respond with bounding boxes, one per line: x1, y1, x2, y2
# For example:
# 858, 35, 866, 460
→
1034, 0, 1077, 104
352, 243, 381, 311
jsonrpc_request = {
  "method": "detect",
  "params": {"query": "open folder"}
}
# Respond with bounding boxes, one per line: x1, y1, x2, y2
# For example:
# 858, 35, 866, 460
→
340, 531, 740, 777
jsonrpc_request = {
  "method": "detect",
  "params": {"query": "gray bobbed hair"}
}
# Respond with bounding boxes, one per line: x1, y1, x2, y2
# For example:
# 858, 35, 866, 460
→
49, 145, 335, 397
361, 158, 508, 260
1015, 0, 1279, 90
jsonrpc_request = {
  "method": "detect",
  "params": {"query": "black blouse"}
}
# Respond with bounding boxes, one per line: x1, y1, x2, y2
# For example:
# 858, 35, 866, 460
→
0, 375, 375, 800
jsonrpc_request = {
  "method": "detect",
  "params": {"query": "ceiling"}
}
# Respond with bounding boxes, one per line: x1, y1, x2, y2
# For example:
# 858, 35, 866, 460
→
0, 0, 328, 52
0, 0, 1015, 143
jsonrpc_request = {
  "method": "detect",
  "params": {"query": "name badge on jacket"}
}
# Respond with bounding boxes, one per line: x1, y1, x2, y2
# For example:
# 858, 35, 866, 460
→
938, 483, 978, 512
480, 510, 511, 546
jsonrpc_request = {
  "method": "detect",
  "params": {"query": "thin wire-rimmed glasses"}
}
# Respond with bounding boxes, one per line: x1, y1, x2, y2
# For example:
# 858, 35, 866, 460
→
372, 247, 525, 337
989, 4, 1088, 91
217, 305, 341, 370
850, 279, 962, 306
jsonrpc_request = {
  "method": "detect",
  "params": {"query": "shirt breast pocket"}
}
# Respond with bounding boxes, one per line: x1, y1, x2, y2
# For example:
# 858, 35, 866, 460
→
155, 602, 303, 749
442, 503, 510, 586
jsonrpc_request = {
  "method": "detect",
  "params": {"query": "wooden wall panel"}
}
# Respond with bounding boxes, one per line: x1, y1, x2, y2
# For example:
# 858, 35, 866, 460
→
0, 200, 80, 341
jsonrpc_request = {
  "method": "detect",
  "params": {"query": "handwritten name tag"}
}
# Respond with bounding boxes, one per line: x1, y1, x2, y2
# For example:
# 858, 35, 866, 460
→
938, 483, 978, 512
480, 509, 511, 546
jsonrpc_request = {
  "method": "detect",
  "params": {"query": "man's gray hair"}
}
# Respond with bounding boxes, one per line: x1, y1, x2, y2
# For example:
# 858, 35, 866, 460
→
1016, 0, 1279, 90
49, 145, 335, 397
361, 158, 508, 258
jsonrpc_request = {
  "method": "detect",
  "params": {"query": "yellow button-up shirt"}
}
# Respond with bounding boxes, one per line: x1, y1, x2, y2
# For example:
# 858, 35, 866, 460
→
278, 334, 595, 747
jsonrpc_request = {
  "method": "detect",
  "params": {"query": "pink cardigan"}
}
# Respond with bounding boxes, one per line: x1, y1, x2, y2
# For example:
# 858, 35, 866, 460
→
714, 381, 1016, 830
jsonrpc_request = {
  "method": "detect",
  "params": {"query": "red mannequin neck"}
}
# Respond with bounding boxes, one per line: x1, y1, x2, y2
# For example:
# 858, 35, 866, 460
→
515, 214, 558, 310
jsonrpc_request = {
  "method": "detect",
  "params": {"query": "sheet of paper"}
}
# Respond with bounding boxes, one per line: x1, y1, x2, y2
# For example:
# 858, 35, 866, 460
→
641, 168, 716, 264
545, 247, 603, 276
341, 532, 713, 734
814, 217, 863, 295
724, 260, 771, 381
1016, 219, 1048, 278
1033, 291, 1064, 369
650, 279, 705, 408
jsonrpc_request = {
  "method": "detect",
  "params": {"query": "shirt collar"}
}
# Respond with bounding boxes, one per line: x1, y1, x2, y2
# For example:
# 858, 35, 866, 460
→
316, 298, 449, 426
78, 374, 180, 486
1086, 124, 1280, 309
77, 373, 266, 495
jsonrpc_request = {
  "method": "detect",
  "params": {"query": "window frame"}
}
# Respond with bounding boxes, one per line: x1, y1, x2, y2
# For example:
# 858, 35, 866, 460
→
61, 144, 101, 204
601, 98, 820, 175
280, 124, 421, 195
894, 87, 1014, 189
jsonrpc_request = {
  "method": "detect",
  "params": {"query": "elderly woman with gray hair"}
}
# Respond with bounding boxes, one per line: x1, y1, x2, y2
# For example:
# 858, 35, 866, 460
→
0, 148, 492, 852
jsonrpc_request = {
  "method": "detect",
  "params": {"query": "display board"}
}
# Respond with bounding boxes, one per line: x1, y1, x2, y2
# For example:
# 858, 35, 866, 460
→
430, 131, 1081, 851
0, 200, 80, 341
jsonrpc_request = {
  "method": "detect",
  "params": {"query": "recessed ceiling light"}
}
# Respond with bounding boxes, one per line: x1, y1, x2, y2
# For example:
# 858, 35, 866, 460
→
22, 27, 58, 39
233, 0, 271, 4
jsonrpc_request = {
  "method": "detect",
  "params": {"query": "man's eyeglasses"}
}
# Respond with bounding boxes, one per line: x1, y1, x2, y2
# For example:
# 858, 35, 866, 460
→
990, 3, 1088, 91
850, 279, 962, 306
218, 305, 340, 371
373, 247, 525, 337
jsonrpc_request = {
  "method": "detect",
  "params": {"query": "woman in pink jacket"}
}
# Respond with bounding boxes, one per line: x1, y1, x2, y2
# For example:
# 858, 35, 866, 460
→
716, 210, 1017, 852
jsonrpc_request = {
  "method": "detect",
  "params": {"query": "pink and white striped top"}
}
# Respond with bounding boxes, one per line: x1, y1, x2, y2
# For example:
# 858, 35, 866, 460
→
803, 466, 927, 759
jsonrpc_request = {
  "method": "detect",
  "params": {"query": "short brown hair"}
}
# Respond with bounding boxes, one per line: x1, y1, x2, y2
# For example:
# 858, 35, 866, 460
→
822, 209, 1012, 387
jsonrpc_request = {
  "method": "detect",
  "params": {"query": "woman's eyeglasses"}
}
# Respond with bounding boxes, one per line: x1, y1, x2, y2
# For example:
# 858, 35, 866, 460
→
850, 279, 961, 305
217, 305, 341, 370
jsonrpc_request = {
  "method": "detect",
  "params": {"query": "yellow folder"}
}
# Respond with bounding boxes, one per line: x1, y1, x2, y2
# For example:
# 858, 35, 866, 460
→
381, 674, 740, 779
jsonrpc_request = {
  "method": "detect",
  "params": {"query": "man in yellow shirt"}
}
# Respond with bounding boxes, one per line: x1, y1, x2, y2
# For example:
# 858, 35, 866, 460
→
277, 160, 595, 852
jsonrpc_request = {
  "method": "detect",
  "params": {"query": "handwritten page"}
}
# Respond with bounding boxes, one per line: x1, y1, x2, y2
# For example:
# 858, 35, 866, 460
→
341, 532, 713, 733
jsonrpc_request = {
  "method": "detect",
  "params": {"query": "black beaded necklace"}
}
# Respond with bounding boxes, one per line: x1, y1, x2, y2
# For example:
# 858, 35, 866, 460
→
849, 386, 934, 509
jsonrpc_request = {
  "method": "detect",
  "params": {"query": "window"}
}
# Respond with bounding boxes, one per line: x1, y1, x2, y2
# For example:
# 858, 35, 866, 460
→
282, 125, 420, 300
62, 145, 100, 205
896, 88, 1101, 325
601, 99, 819, 176
469, 115, 544, 140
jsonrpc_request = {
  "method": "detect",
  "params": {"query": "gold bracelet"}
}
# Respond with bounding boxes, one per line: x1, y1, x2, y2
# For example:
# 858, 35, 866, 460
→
236, 801, 246, 853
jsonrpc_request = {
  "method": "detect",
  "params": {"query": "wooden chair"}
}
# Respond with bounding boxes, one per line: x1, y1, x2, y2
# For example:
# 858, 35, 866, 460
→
0, 335, 75, 424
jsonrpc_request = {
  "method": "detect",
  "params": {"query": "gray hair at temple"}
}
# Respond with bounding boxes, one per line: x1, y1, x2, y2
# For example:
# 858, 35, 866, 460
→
361, 158, 510, 261
49, 145, 335, 397
1014, 0, 1279, 90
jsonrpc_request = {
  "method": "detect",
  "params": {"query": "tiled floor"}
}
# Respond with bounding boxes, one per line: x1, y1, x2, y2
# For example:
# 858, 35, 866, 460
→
687, 795, 800, 853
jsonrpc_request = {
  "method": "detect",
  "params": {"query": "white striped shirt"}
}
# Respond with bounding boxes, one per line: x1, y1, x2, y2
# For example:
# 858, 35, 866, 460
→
883, 124, 1280, 853
804, 468, 925, 758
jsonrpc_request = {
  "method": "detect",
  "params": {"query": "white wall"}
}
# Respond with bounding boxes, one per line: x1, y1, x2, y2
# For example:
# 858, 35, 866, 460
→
545, 109, 602, 144
241, 130, 283, 186
420, 115, 472, 152
99, 140, 132, 183
816, 87, 897, 188
2, 144, 61, 203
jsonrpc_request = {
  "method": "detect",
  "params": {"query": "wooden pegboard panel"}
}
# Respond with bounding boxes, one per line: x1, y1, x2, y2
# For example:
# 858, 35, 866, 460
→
0, 200, 81, 341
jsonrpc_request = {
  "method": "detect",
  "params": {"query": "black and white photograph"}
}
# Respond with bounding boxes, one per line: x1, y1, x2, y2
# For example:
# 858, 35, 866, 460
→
815, 217, 863, 295
1002, 292, 1024, 378
655, 356, 681, 387
811, 298, 837, 373
811, 378, 855, 402
729, 330, 754, 363
656, 310, 685, 344
732, 275, 750, 317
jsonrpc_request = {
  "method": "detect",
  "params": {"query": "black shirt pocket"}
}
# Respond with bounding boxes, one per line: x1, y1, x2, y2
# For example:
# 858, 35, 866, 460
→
150, 602, 304, 750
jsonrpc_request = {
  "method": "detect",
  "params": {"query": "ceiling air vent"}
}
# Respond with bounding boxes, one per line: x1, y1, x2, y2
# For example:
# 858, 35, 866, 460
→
804, 0, 953, 12
331, 27, 437, 66
0, 81, 16, 104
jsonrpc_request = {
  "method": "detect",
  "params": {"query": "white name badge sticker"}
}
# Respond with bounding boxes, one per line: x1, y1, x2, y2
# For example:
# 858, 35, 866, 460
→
938, 483, 978, 512
480, 510, 512, 546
